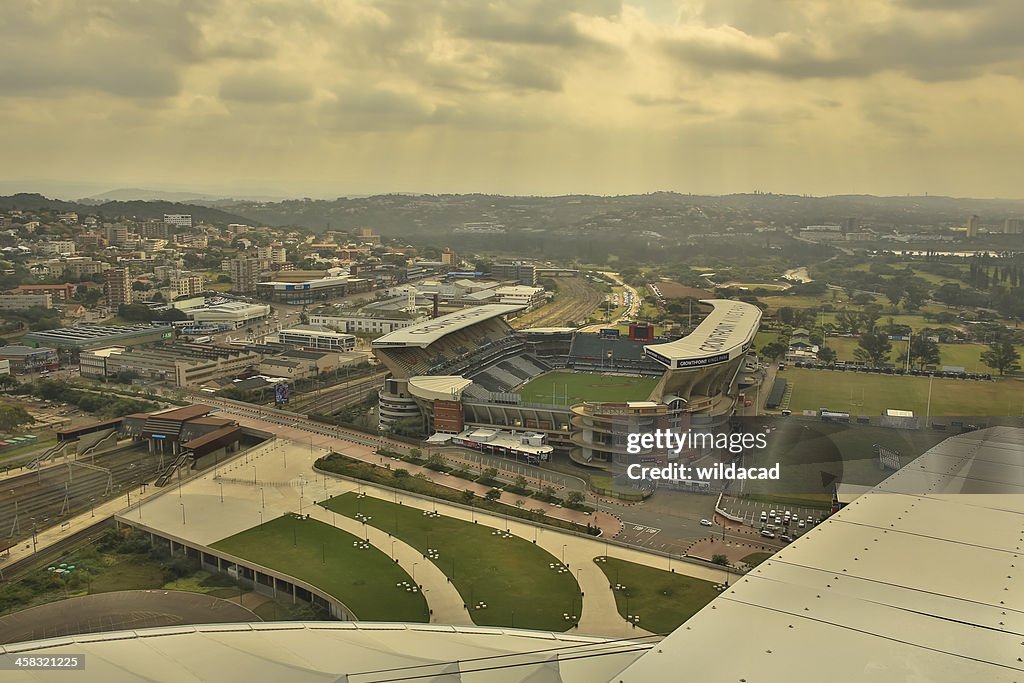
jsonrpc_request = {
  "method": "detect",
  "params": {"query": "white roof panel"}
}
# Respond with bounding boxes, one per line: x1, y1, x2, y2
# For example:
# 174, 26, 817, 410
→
372, 304, 524, 348
617, 426, 1024, 682
644, 299, 761, 368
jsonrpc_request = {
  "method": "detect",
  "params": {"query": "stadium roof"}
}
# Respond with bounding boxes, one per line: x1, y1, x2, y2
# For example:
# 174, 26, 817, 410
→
408, 375, 473, 401
0, 622, 651, 682
644, 299, 761, 369
616, 425, 1024, 682
372, 304, 524, 349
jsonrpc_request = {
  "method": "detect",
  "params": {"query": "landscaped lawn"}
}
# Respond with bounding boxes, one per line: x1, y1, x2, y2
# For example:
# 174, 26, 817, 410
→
593, 557, 720, 635
321, 493, 581, 631
781, 367, 1024, 416
212, 513, 428, 623
741, 552, 773, 567
516, 371, 659, 405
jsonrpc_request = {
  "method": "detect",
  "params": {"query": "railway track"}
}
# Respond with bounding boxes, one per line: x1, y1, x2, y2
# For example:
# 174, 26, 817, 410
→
511, 277, 605, 329
0, 518, 113, 582
0, 446, 159, 548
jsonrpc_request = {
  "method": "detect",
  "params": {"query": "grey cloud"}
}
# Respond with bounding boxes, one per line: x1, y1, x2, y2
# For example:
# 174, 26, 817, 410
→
220, 71, 313, 103
323, 88, 445, 131
492, 56, 564, 92
0, 0, 209, 97
661, 0, 1024, 82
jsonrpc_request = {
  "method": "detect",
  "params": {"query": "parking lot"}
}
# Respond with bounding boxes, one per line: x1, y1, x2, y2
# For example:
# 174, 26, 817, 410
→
718, 495, 828, 539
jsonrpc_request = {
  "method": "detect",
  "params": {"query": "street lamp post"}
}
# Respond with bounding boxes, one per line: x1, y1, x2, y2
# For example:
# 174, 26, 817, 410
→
219, 483, 224, 504
180, 503, 185, 525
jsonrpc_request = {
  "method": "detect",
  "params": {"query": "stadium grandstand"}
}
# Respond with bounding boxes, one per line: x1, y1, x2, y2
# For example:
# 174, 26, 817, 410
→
374, 300, 762, 473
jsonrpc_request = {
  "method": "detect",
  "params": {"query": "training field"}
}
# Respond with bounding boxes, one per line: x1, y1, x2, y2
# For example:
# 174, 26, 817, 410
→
782, 367, 1024, 417
516, 371, 659, 405
211, 514, 428, 623
322, 493, 581, 631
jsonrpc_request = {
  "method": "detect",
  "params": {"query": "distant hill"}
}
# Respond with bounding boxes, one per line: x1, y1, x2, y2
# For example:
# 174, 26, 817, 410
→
0, 193, 255, 226
80, 188, 223, 203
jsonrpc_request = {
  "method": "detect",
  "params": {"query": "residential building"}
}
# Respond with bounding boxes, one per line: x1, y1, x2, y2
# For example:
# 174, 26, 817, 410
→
10, 283, 76, 303
103, 223, 130, 246
39, 240, 76, 256
224, 256, 262, 293
966, 214, 980, 238
491, 261, 537, 285
173, 274, 205, 298
105, 268, 132, 309
163, 214, 193, 228
0, 293, 52, 310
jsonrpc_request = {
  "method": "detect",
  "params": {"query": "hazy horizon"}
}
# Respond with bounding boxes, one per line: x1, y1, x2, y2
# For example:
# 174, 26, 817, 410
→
3, 1, 1022, 199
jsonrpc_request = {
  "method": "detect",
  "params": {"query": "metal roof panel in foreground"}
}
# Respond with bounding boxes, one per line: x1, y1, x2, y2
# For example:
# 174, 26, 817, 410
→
617, 426, 1024, 682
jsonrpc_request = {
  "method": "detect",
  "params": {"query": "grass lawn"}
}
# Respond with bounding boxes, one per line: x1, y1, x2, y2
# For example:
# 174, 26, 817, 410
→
593, 557, 719, 634
516, 371, 659, 405
212, 513, 428, 623
781, 367, 1024, 416
741, 552, 773, 567
88, 557, 166, 593
821, 338, 1013, 370
321, 493, 581, 631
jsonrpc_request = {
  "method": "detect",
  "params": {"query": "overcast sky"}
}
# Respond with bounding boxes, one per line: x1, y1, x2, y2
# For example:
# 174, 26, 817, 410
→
1, 0, 1021, 199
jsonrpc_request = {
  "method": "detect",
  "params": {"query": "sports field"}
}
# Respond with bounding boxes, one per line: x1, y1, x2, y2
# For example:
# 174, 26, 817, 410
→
211, 514, 428, 623
321, 493, 581, 631
782, 367, 1024, 416
593, 557, 720, 634
516, 371, 659, 405
821, 337, 1023, 371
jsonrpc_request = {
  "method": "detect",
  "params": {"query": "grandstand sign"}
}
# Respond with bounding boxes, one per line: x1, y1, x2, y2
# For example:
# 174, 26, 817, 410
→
643, 299, 761, 369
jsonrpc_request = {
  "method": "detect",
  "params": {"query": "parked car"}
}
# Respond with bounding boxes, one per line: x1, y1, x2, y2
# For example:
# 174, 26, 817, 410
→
760, 530, 776, 539
699, 519, 713, 527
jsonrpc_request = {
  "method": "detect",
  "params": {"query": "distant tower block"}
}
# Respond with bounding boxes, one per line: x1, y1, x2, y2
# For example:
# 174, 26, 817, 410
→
407, 287, 416, 312
966, 214, 980, 238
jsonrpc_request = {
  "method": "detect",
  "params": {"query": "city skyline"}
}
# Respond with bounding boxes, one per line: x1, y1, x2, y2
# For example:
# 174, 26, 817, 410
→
2, 1, 1023, 199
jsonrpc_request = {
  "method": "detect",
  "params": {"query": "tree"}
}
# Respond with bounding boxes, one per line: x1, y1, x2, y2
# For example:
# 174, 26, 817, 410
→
426, 453, 446, 470
854, 331, 892, 367
0, 404, 34, 432
566, 491, 585, 507
481, 467, 498, 481
485, 488, 502, 501
514, 475, 528, 490
816, 347, 837, 363
980, 340, 1021, 376
907, 337, 940, 369
711, 554, 729, 566
0, 374, 18, 391
760, 341, 787, 361
461, 489, 476, 504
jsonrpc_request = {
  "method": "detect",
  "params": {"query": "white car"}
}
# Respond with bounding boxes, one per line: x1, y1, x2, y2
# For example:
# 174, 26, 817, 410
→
798, 520, 806, 528
699, 519, 713, 527
760, 530, 776, 539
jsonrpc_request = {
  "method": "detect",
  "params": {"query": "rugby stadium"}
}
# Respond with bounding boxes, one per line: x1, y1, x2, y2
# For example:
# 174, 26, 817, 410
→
372, 299, 762, 474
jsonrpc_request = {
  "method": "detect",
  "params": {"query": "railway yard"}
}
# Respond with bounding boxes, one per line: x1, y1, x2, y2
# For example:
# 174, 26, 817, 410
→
511, 276, 605, 329
0, 445, 159, 551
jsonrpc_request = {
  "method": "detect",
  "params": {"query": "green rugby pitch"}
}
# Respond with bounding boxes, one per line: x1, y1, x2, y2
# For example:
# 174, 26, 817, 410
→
516, 370, 659, 405
211, 513, 428, 623
321, 493, 582, 631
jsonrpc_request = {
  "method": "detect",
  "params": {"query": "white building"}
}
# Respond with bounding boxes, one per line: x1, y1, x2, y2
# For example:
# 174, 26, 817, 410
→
308, 313, 425, 335
273, 325, 357, 352
163, 214, 193, 228
173, 274, 205, 298
188, 301, 270, 328
39, 240, 76, 256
